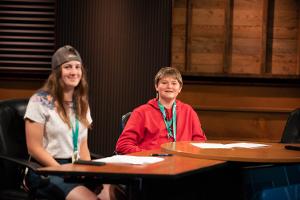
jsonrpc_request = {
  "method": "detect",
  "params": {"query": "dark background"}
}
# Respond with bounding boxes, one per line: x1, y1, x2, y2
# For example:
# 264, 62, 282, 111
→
56, 0, 172, 155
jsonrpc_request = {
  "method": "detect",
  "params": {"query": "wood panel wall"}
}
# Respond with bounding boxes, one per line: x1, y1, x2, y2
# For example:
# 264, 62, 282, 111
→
178, 83, 300, 142
173, 0, 300, 142
0, 80, 42, 99
172, 0, 300, 77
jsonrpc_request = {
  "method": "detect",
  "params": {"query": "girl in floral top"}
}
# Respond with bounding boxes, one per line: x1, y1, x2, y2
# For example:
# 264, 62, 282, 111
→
24, 45, 108, 200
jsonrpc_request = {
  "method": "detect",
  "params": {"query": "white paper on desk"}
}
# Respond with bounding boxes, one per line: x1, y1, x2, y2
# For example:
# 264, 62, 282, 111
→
191, 143, 232, 149
191, 142, 269, 149
225, 142, 269, 149
94, 155, 164, 165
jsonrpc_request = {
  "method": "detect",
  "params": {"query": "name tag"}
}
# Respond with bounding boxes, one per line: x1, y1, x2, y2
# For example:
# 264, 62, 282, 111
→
72, 151, 79, 163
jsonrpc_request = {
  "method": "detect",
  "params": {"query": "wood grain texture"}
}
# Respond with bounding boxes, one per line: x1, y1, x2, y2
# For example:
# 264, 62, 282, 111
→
162, 140, 300, 163
37, 149, 225, 177
178, 84, 300, 141
172, 0, 300, 77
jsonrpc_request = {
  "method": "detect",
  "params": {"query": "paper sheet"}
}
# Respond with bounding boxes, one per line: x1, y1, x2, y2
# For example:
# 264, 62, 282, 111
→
224, 142, 269, 148
192, 143, 232, 149
191, 142, 269, 149
94, 155, 164, 165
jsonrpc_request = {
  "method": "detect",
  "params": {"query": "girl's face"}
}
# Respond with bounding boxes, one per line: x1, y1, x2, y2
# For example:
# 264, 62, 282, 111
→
155, 76, 182, 102
60, 60, 82, 90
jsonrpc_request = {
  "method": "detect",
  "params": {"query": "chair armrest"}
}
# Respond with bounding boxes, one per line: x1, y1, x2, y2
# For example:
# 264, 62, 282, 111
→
90, 152, 105, 159
0, 154, 50, 191
0, 153, 105, 166
0, 154, 41, 171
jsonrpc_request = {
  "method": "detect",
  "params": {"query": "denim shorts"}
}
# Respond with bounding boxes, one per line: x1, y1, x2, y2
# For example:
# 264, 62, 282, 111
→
26, 159, 83, 200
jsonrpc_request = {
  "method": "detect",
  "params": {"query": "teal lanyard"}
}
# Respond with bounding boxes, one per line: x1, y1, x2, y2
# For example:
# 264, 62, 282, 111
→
71, 117, 79, 152
158, 100, 177, 141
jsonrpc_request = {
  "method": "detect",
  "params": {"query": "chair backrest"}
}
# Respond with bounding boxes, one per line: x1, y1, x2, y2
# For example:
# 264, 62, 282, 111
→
0, 99, 29, 189
121, 112, 131, 131
281, 108, 300, 143
114, 112, 132, 155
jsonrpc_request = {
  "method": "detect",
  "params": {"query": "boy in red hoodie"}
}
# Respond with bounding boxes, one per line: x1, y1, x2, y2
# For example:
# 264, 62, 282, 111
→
116, 67, 207, 154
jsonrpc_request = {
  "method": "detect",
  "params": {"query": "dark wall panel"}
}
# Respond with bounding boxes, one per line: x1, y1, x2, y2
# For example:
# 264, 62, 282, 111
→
56, 0, 172, 155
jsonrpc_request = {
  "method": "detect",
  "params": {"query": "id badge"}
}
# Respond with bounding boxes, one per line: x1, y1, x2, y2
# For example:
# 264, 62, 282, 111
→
72, 151, 79, 163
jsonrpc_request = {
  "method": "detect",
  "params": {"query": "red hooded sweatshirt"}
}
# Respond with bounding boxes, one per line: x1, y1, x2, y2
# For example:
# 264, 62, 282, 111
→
115, 98, 206, 154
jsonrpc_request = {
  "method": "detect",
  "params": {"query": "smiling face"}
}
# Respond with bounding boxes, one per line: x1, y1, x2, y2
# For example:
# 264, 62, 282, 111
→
155, 76, 182, 103
60, 60, 82, 91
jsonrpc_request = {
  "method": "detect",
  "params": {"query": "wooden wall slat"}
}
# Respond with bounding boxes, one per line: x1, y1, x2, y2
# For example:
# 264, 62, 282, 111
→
270, 0, 299, 75
298, 0, 300, 74
172, 0, 187, 71
261, 0, 269, 74
231, 0, 263, 74
223, 0, 232, 73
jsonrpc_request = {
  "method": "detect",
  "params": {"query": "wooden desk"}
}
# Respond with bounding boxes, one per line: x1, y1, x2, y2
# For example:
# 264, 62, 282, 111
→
37, 150, 227, 200
37, 149, 225, 178
161, 140, 300, 163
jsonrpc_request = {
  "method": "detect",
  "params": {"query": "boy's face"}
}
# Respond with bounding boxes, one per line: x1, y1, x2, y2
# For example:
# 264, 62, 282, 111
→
155, 76, 182, 102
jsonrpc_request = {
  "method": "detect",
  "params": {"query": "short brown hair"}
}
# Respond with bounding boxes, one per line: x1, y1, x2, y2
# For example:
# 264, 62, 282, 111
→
154, 67, 183, 87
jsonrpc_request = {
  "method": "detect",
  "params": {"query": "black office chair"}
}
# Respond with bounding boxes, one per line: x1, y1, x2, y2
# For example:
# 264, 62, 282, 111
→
121, 112, 131, 131
245, 109, 300, 200
281, 108, 300, 143
113, 112, 132, 156
0, 99, 48, 200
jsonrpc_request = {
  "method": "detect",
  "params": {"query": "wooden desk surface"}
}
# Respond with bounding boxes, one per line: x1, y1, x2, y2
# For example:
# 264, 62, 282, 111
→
37, 150, 225, 179
161, 140, 300, 163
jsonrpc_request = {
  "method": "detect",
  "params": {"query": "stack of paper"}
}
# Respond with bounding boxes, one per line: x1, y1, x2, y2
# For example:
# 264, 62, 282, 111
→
191, 142, 269, 149
94, 155, 164, 165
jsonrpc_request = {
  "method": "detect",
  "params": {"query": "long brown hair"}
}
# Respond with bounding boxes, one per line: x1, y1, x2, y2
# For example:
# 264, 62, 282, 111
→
41, 65, 90, 128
